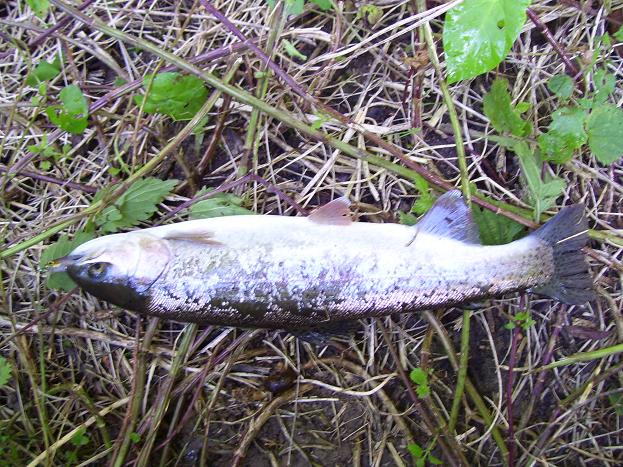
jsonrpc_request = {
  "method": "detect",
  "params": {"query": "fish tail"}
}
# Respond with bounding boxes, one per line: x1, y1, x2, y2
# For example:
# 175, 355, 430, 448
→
530, 204, 595, 304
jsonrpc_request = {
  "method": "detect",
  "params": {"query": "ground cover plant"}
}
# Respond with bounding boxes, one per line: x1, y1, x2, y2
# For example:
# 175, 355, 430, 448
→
1, 0, 623, 465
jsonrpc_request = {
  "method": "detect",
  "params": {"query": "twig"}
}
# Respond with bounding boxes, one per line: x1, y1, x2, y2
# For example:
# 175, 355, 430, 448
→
0, 165, 97, 193
526, 8, 581, 79
506, 326, 520, 467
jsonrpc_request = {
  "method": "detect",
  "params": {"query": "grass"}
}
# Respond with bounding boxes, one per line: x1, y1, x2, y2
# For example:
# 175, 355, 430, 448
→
1, 0, 623, 465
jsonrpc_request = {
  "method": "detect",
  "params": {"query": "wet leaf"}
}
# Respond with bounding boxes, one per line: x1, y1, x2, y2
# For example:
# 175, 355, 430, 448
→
95, 178, 178, 233
586, 104, 623, 165
483, 78, 531, 137
189, 193, 254, 219
134, 72, 208, 121
538, 107, 587, 164
547, 74, 574, 99
45, 85, 89, 134
443, 0, 530, 83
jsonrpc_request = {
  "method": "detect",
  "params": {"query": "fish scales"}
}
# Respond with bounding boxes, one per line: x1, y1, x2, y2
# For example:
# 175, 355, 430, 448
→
49, 191, 594, 330
145, 223, 552, 328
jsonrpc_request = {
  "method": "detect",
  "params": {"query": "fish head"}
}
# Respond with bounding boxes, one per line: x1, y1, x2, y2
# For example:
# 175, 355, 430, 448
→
48, 232, 171, 310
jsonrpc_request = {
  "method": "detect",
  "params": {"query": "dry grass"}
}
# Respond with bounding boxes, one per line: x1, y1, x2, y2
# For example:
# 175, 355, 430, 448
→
1, 0, 622, 465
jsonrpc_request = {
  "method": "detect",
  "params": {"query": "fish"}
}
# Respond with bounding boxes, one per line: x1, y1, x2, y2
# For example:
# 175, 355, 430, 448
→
48, 191, 594, 330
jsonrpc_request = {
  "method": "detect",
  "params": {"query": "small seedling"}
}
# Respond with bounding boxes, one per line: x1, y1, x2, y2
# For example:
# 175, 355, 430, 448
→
505, 310, 536, 331
46, 84, 89, 134
399, 174, 434, 225
0, 357, 12, 388
409, 367, 432, 398
408, 441, 443, 466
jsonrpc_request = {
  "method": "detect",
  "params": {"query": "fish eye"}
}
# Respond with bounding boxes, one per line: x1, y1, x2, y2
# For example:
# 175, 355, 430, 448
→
87, 262, 108, 279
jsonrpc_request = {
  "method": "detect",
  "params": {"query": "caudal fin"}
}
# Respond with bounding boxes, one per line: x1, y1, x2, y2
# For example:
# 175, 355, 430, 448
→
530, 204, 595, 304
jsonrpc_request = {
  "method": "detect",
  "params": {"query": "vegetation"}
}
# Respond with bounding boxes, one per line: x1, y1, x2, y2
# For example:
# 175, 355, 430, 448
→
1, 0, 622, 465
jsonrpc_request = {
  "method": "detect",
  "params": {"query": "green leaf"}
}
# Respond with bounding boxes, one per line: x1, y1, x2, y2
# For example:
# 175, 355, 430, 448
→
593, 69, 616, 104
189, 193, 254, 220
429, 454, 443, 465
537, 106, 587, 164
282, 39, 307, 61
586, 104, 623, 165
357, 5, 383, 25
286, 0, 305, 15
27, 56, 62, 86
472, 206, 524, 245
95, 178, 178, 233
411, 174, 434, 215
311, 0, 332, 11
443, 0, 531, 83
504, 321, 516, 330
134, 72, 208, 121
608, 393, 623, 416
408, 443, 424, 458
483, 78, 531, 137
0, 357, 12, 388
40, 230, 95, 290
45, 85, 89, 134
614, 25, 623, 42
416, 384, 431, 398
547, 74, 573, 99
513, 141, 566, 219
129, 432, 141, 443
70, 427, 90, 447
409, 368, 428, 386
27, 0, 49, 18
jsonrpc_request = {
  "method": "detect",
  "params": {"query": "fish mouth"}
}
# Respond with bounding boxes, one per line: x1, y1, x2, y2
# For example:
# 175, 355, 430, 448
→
46, 254, 82, 273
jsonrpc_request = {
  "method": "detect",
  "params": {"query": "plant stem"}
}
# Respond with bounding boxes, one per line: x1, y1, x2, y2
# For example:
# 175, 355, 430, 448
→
448, 309, 471, 433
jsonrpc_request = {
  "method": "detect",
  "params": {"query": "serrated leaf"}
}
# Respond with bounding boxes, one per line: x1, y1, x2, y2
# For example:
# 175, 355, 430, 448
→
547, 74, 573, 99
472, 206, 524, 245
408, 443, 424, 458
311, 0, 332, 10
443, 0, 530, 83
27, 56, 62, 86
46, 85, 89, 134
586, 104, 623, 165
537, 106, 587, 164
40, 230, 95, 290
27, 0, 49, 18
409, 368, 428, 386
189, 193, 254, 220
0, 357, 12, 388
95, 178, 178, 233
483, 78, 531, 137
134, 72, 208, 121
282, 39, 307, 61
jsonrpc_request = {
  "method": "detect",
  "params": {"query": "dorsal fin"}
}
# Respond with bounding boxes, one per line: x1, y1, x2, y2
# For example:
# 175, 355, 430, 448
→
308, 197, 352, 225
416, 190, 480, 243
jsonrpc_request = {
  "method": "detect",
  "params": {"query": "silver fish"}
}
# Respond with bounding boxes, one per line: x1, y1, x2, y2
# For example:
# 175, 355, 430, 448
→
49, 191, 594, 329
